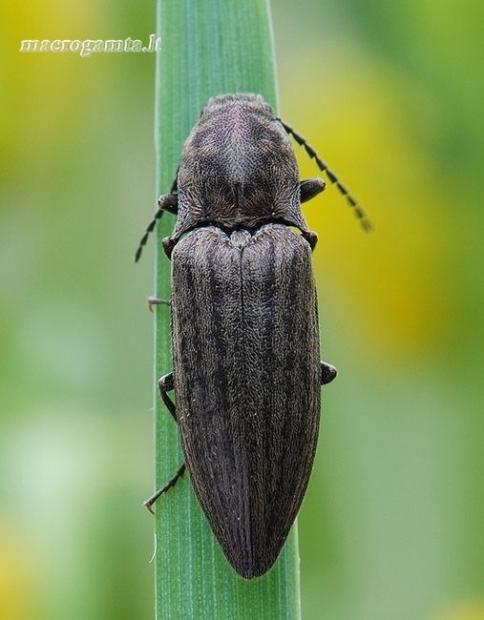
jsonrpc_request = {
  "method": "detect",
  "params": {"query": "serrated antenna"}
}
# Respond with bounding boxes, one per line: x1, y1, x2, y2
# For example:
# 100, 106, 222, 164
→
134, 180, 178, 262
279, 119, 373, 231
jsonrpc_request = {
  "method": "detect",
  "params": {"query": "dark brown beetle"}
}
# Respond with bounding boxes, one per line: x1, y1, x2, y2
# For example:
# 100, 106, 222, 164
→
136, 94, 369, 578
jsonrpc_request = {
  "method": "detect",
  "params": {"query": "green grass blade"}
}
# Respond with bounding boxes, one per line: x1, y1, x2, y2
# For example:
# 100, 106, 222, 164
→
151, 0, 301, 618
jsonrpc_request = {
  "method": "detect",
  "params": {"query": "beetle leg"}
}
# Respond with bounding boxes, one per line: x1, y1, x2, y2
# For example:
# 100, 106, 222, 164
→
300, 178, 325, 203
142, 373, 185, 513
147, 296, 171, 312
159, 373, 177, 421
321, 362, 337, 385
302, 230, 318, 250
143, 463, 186, 514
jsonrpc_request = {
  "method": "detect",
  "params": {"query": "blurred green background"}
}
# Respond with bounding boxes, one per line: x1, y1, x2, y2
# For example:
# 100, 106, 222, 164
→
1, 0, 483, 618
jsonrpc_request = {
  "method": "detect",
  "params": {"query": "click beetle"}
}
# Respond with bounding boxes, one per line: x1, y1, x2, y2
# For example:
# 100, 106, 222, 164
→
136, 93, 369, 578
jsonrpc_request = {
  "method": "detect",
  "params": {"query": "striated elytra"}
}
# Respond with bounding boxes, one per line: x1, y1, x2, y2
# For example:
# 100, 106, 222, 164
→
168, 223, 335, 578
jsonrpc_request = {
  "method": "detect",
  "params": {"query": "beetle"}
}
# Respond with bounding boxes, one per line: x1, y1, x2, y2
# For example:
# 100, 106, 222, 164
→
136, 94, 370, 579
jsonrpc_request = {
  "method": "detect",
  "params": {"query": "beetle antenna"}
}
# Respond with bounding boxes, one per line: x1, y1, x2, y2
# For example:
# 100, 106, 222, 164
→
134, 207, 164, 262
279, 120, 373, 231
134, 191, 178, 262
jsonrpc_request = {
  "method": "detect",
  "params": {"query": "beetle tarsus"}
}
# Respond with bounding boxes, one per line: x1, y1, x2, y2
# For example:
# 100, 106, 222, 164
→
147, 296, 171, 312
143, 463, 186, 513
